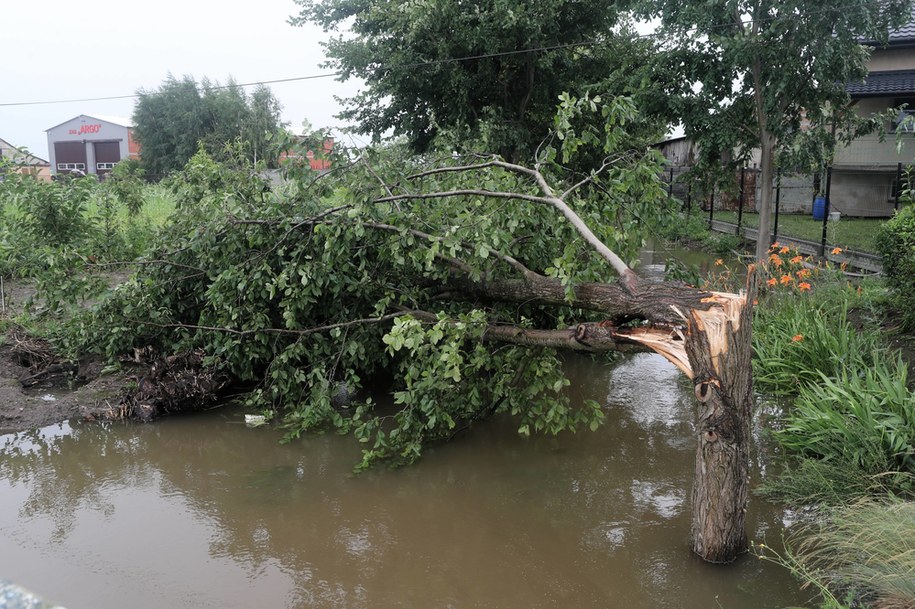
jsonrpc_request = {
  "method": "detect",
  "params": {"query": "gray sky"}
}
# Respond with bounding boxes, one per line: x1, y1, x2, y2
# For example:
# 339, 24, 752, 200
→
2, 0, 362, 161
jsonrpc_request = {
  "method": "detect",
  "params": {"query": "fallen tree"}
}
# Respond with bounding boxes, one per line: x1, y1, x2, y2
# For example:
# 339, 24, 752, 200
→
67, 96, 755, 562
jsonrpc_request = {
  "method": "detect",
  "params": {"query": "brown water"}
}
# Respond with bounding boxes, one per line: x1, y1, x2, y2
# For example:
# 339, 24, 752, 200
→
0, 351, 808, 609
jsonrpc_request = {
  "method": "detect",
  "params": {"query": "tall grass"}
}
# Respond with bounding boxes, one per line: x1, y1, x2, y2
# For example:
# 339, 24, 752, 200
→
141, 184, 176, 226
778, 359, 914, 495
755, 279, 915, 502
788, 500, 915, 609
753, 287, 882, 396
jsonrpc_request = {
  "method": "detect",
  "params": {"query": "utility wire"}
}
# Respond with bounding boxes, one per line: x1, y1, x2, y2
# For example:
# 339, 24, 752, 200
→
0, 4, 902, 108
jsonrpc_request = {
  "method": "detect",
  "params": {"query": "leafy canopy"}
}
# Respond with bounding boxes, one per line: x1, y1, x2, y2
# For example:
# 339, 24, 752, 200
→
634, 0, 913, 260
637, 0, 913, 172
291, 0, 653, 161
132, 75, 285, 176
68, 94, 675, 468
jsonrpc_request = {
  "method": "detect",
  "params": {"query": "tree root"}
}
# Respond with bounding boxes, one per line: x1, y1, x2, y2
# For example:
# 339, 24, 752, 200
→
103, 349, 231, 422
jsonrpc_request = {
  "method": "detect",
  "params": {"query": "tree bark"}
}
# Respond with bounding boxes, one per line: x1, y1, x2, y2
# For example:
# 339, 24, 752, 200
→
682, 290, 754, 562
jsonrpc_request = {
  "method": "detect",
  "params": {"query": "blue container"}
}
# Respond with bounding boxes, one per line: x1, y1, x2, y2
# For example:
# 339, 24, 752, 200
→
812, 195, 827, 221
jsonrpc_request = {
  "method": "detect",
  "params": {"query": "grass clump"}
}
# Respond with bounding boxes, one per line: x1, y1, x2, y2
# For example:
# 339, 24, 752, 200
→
787, 500, 915, 609
778, 360, 914, 495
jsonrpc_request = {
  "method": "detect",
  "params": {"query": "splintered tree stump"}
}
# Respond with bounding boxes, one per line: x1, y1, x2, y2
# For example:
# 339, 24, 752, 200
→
624, 287, 755, 562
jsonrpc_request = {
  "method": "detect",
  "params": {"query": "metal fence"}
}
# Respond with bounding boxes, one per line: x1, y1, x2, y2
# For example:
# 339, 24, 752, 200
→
660, 163, 909, 258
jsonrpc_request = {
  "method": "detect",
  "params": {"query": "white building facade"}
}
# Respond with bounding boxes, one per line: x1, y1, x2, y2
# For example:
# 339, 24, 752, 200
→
46, 115, 139, 177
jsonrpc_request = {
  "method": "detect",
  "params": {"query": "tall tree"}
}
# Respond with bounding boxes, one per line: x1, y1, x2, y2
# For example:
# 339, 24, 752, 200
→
291, 0, 653, 161
133, 75, 207, 176
636, 0, 913, 261
133, 75, 285, 176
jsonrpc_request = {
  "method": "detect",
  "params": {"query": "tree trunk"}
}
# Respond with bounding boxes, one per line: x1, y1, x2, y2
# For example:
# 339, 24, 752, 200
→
755, 129, 777, 261
683, 291, 754, 562
460, 274, 757, 562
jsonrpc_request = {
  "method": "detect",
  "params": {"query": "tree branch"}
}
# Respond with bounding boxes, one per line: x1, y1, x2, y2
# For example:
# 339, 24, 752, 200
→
376, 189, 552, 207
125, 313, 408, 338
401, 159, 638, 290
482, 322, 651, 353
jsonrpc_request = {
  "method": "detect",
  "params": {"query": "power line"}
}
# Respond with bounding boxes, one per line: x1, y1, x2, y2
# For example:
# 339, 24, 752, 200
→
0, 4, 903, 108
0, 39, 607, 108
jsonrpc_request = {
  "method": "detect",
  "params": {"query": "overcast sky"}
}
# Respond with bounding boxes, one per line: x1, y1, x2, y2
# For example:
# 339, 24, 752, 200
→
2, 0, 363, 161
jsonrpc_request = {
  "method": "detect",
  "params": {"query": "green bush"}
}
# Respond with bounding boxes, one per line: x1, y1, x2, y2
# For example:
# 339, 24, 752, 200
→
876, 205, 915, 330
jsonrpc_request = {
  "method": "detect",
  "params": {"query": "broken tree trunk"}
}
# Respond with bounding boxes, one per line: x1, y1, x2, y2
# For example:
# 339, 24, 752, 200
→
453, 272, 757, 562
392, 157, 759, 564
625, 287, 755, 562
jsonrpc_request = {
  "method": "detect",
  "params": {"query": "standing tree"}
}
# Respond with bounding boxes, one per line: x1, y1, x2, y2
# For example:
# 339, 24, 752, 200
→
291, 0, 655, 161
133, 75, 285, 176
636, 0, 913, 261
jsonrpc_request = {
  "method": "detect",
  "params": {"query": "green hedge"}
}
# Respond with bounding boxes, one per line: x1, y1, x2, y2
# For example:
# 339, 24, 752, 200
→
876, 205, 915, 330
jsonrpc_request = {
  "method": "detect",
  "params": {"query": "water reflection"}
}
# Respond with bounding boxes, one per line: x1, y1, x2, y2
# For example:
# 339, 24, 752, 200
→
0, 354, 807, 609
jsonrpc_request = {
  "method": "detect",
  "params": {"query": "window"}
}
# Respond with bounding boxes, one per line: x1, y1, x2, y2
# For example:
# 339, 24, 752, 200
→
57, 162, 85, 171
97, 162, 115, 170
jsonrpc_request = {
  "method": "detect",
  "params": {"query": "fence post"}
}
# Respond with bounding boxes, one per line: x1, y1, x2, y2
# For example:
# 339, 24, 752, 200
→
773, 169, 781, 244
895, 162, 903, 212
819, 166, 833, 257
737, 166, 746, 237
708, 187, 715, 229
668, 166, 675, 202
686, 181, 693, 215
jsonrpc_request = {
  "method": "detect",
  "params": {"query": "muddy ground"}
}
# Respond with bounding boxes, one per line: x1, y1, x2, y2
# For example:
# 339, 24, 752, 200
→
0, 343, 130, 434
0, 276, 138, 435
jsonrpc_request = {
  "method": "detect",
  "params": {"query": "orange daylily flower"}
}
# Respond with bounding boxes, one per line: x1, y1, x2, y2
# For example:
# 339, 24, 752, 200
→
779, 246, 790, 254
796, 269, 811, 279
769, 254, 783, 267
831, 247, 843, 255
767, 278, 778, 287
780, 274, 793, 285
715, 258, 724, 266
792, 334, 804, 342
771, 242, 781, 249
790, 255, 804, 264
798, 282, 812, 292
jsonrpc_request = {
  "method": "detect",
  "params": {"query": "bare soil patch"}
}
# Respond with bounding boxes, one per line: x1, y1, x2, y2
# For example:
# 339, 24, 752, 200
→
0, 343, 129, 434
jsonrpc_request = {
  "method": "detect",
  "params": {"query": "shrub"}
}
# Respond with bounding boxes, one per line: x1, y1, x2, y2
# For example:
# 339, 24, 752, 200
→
876, 205, 915, 330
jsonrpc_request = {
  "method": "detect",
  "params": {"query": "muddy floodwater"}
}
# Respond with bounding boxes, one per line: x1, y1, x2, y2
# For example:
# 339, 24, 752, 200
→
0, 350, 808, 609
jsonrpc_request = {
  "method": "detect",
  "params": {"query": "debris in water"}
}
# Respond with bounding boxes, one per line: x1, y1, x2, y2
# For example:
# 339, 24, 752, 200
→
245, 414, 267, 427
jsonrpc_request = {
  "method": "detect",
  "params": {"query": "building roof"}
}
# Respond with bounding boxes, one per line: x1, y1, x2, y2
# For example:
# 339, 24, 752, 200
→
847, 69, 915, 97
888, 6, 915, 44
0, 136, 49, 165
45, 113, 133, 132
